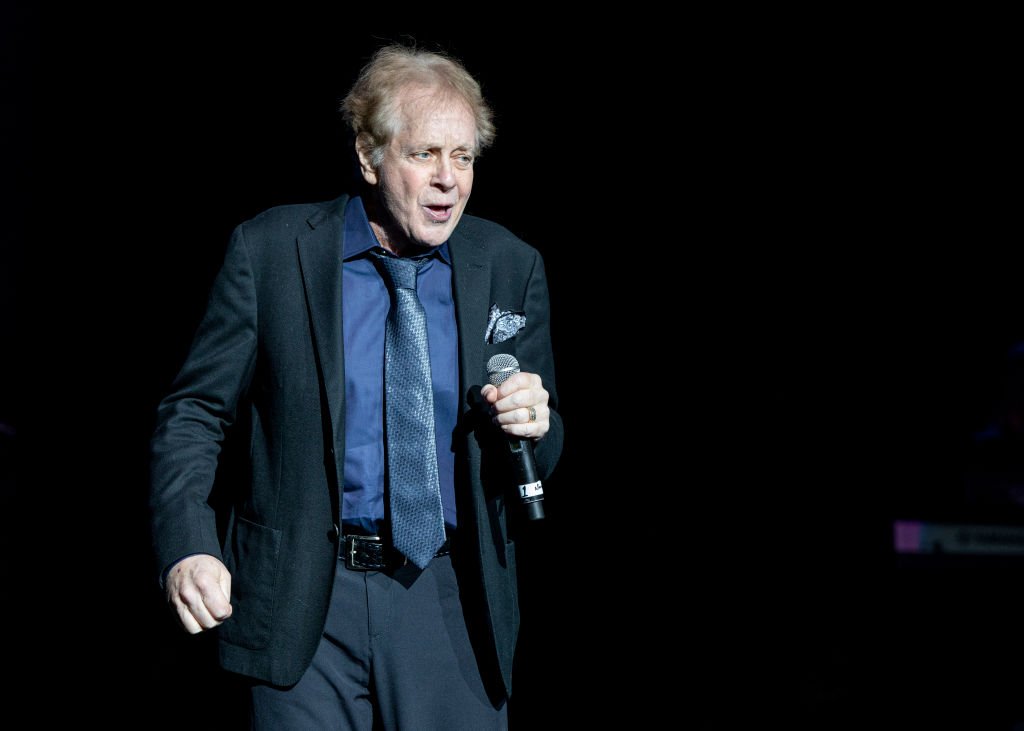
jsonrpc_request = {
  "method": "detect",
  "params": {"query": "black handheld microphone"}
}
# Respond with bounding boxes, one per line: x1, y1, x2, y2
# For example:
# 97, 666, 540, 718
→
487, 354, 545, 521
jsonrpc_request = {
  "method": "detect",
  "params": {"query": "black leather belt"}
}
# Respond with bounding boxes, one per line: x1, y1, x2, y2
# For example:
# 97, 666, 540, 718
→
342, 534, 451, 571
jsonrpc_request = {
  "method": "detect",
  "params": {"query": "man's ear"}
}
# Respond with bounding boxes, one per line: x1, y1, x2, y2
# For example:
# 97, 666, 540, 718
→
356, 135, 378, 186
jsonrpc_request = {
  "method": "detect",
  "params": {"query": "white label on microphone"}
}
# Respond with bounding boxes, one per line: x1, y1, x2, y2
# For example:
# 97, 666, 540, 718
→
518, 481, 544, 499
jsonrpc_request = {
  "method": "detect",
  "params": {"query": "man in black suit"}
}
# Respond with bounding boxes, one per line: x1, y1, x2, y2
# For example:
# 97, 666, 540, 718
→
150, 43, 562, 728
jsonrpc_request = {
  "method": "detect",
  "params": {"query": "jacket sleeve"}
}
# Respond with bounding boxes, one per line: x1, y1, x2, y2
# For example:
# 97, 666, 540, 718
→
148, 225, 258, 581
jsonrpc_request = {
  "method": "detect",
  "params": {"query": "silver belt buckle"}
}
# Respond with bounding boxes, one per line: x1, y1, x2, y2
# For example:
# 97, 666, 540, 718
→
345, 534, 382, 570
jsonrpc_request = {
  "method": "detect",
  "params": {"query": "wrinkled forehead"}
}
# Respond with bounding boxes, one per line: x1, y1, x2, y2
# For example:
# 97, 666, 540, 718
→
394, 83, 476, 138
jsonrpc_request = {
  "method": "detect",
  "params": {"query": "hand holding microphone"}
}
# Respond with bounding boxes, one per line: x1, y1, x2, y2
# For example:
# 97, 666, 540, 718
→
483, 354, 547, 520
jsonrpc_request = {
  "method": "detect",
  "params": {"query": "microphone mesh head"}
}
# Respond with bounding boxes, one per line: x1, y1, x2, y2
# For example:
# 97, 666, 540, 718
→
487, 353, 520, 386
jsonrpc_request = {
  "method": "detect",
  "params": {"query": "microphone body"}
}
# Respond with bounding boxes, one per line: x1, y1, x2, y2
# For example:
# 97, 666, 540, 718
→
486, 354, 545, 520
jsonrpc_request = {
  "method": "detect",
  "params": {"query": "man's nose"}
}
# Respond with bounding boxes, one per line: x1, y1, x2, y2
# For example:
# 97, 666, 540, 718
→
432, 158, 456, 189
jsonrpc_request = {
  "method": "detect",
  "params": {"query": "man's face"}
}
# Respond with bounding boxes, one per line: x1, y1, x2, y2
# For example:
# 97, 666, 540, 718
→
361, 86, 476, 254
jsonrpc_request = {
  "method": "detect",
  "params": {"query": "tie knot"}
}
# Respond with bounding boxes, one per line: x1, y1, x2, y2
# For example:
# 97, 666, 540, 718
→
373, 250, 425, 292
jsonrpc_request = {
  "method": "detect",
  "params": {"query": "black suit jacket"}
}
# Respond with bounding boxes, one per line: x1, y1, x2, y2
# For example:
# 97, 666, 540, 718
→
149, 194, 563, 695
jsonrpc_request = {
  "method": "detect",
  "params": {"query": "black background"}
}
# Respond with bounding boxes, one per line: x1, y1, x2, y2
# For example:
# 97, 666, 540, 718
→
6, 6, 1024, 729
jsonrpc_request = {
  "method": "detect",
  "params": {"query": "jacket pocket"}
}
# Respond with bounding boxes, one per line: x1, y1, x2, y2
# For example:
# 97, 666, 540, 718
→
219, 517, 281, 650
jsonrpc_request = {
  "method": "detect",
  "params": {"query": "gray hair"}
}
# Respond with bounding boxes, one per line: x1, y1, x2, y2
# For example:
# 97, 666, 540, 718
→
340, 44, 496, 169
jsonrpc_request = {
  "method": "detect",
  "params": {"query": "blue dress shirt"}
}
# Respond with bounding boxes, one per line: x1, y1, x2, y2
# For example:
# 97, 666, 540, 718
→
341, 196, 459, 534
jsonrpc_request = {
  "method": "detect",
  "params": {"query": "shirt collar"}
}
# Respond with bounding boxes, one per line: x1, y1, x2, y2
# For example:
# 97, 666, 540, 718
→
343, 195, 451, 264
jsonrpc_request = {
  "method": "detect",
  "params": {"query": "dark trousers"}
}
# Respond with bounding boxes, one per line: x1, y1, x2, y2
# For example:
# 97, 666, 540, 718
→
250, 554, 507, 730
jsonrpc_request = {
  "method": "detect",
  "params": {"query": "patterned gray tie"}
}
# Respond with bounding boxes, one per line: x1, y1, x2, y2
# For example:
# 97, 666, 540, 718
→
373, 251, 446, 568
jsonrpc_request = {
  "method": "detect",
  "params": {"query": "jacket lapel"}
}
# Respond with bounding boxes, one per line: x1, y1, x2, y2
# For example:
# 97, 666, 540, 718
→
449, 229, 491, 409
296, 196, 348, 445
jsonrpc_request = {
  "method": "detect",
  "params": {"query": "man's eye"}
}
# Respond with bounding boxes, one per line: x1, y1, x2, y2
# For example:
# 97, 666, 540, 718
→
413, 152, 432, 160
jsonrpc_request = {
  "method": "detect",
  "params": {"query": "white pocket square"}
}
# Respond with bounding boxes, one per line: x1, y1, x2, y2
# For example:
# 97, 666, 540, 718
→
484, 304, 526, 344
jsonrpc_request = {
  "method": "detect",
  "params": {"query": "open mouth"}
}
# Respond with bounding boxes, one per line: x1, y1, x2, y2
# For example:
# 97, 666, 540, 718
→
424, 204, 453, 223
